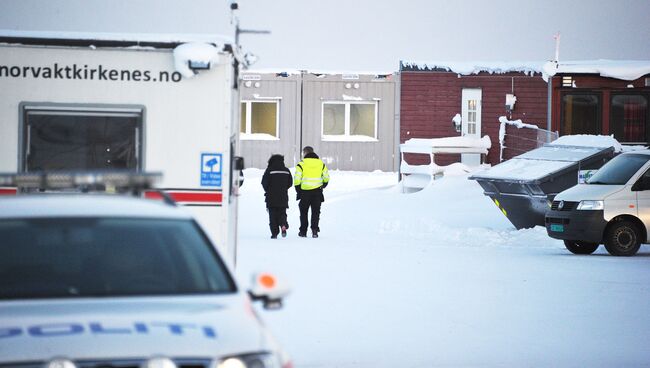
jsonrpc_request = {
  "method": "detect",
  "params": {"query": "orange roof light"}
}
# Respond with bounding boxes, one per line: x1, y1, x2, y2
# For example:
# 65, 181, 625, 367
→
259, 273, 276, 289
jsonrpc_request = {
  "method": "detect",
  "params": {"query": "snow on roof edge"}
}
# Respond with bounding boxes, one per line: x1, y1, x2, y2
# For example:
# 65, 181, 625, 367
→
401, 60, 546, 76
542, 59, 650, 81
243, 68, 394, 76
0, 29, 233, 46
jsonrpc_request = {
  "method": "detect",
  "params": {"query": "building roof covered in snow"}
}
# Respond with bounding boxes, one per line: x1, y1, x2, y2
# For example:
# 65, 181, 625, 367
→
0, 30, 233, 49
243, 68, 394, 78
400, 60, 546, 76
542, 59, 650, 81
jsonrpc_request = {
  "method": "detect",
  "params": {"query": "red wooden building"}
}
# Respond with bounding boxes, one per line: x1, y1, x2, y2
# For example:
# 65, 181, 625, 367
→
546, 61, 650, 145
399, 61, 549, 166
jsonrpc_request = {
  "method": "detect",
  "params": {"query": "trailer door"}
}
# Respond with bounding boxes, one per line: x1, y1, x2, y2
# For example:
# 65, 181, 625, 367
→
21, 105, 143, 171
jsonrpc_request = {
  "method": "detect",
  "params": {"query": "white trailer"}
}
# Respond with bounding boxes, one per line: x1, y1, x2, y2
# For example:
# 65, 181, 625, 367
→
0, 32, 244, 264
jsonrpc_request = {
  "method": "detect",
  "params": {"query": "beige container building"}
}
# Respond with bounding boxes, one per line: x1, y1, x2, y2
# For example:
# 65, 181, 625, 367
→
239, 70, 398, 172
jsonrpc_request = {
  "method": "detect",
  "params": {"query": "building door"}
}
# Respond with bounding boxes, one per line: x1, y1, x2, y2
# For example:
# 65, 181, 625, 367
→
461, 88, 482, 166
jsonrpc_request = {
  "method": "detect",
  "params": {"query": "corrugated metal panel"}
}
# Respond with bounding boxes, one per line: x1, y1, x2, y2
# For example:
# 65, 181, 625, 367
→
239, 73, 301, 169
301, 74, 397, 172
239, 72, 397, 172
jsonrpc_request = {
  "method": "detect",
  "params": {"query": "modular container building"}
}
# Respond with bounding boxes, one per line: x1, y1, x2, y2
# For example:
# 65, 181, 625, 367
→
239, 70, 398, 172
546, 60, 650, 146
239, 71, 302, 168
399, 61, 549, 166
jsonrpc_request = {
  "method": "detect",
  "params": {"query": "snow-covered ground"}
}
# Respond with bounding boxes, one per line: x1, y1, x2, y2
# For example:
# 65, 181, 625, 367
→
236, 168, 650, 368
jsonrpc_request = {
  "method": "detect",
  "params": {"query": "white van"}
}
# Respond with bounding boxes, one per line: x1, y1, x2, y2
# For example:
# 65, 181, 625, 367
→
546, 150, 650, 256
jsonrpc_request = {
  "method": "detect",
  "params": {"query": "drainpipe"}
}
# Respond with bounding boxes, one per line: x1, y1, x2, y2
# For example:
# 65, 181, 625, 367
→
395, 67, 402, 177
547, 75, 553, 144
547, 76, 552, 132
299, 72, 304, 161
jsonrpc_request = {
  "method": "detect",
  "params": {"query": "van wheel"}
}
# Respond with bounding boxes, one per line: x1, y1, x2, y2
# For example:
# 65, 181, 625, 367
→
563, 240, 599, 254
604, 221, 641, 256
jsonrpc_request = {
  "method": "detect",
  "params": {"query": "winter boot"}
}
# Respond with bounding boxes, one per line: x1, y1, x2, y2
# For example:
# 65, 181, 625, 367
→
281, 226, 287, 238
298, 232, 307, 237
312, 230, 318, 238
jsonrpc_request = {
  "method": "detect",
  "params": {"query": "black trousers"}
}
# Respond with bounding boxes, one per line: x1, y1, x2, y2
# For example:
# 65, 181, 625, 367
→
268, 207, 288, 236
299, 189, 322, 234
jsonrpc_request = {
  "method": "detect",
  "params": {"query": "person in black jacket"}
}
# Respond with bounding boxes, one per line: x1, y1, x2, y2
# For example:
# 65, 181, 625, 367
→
261, 154, 293, 239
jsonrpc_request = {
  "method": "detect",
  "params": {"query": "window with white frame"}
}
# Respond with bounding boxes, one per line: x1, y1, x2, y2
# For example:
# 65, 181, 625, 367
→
322, 101, 377, 141
240, 100, 279, 139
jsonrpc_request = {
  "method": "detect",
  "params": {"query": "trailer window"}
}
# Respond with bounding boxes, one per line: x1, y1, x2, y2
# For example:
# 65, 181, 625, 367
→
610, 94, 649, 144
560, 93, 601, 136
322, 101, 377, 141
22, 107, 143, 171
240, 101, 279, 139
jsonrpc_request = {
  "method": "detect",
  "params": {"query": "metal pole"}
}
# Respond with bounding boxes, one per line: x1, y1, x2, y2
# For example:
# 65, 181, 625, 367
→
547, 75, 552, 133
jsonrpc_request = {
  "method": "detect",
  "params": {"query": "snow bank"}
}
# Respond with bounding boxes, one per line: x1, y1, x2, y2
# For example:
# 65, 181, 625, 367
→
173, 42, 221, 78
542, 60, 650, 82
236, 169, 650, 368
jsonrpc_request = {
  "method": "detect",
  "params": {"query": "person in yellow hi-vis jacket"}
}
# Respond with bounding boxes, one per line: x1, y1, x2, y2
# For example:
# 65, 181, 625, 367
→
294, 146, 330, 238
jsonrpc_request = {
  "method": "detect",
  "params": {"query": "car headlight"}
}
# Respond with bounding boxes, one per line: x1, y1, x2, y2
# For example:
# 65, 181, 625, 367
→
577, 200, 604, 210
216, 352, 281, 368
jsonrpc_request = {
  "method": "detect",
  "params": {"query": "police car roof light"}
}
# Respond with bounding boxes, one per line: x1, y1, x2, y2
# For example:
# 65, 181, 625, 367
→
0, 171, 162, 191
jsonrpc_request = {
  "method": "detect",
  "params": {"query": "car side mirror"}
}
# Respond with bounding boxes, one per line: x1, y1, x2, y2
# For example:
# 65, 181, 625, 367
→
248, 272, 290, 310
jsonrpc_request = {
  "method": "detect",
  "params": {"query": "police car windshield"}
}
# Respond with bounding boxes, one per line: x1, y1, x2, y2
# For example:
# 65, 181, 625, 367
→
0, 218, 236, 299
587, 154, 650, 185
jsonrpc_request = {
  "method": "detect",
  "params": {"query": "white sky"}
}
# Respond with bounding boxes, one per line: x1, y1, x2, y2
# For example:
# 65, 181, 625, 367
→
1, 0, 649, 71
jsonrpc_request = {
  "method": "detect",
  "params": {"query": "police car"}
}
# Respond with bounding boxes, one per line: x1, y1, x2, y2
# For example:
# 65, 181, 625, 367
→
0, 172, 291, 368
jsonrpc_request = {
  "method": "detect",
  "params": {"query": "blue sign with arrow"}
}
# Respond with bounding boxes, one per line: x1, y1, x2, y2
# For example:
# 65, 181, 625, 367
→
201, 153, 222, 187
